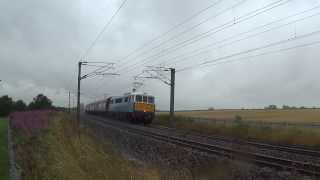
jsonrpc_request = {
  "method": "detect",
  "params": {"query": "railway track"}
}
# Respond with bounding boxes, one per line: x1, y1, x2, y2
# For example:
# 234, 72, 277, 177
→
152, 125, 320, 157
82, 114, 320, 176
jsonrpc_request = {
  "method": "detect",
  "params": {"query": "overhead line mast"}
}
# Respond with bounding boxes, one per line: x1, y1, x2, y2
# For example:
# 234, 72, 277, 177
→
76, 62, 119, 129
135, 66, 176, 126
74, 0, 128, 128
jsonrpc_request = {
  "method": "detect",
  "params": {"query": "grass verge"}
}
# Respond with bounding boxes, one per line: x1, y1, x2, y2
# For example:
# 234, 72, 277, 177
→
154, 114, 320, 148
13, 112, 160, 180
0, 118, 9, 180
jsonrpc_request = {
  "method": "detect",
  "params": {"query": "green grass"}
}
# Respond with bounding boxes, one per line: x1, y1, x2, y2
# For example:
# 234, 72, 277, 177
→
0, 118, 9, 180
11, 113, 316, 179
13, 113, 160, 180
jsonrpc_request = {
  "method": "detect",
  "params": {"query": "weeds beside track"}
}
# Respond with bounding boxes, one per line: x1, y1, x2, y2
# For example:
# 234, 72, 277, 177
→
83, 113, 320, 177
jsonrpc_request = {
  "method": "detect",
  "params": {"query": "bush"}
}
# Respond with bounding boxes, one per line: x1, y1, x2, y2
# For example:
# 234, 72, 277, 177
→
28, 94, 53, 110
0, 95, 14, 117
234, 115, 242, 122
14, 100, 27, 111
10, 110, 51, 136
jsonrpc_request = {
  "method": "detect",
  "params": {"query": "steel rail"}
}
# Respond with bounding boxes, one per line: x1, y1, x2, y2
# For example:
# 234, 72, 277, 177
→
83, 114, 320, 176
151, 125, 320, 157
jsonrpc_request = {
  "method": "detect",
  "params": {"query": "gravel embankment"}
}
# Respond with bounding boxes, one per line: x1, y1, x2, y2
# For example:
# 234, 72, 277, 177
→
82, 114, 317, 180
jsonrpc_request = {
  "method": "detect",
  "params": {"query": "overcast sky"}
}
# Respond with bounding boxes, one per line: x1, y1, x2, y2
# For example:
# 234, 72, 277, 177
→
1, 0, 320, 110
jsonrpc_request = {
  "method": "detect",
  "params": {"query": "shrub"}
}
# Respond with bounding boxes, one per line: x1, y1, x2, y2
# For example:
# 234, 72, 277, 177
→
9, 110, 51, 136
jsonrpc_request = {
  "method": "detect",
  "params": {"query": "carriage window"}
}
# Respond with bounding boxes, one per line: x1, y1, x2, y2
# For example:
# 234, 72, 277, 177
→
143, 96, 148, 103
148, 96, 154, 104
115, 98, 122, 103
124, 97, 128, 102
136, 95, 142, 102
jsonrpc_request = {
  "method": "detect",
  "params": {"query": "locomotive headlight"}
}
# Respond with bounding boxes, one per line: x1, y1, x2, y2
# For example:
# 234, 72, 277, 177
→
144, 110, 146, 113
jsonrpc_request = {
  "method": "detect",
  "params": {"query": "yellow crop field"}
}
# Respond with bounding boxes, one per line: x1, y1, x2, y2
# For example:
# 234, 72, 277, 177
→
157, 109, 320, 124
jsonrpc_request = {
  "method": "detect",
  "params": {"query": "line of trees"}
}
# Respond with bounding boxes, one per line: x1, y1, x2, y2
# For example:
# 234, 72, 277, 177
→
264, 104, 315, 110
0, 94, 53, 117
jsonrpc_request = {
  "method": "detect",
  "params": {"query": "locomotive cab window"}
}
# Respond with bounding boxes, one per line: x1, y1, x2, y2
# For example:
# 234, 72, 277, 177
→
136, 95, 142, 102
148, 96, 154, 104
143, 96, 148, 103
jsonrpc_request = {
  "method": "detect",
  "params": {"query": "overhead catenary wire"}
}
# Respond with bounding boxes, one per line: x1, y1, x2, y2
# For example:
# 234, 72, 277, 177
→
66, 0, 127, 97
130, 39, 320, 93
117, 0, 243, 67
119, 0, 292, 74
162, 9, 320, 67
82, 63, 115, 78
122, 0, 291, 73
78, 0, 128, 61
117, 0, 249, 72
176, 29, 320, 72
193, 40, 320, 70
116, 0, 225, 65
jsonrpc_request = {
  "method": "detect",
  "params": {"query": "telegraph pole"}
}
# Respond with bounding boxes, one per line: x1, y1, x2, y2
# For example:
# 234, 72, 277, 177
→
76, 61, 82, 127
169, 68, 175, 126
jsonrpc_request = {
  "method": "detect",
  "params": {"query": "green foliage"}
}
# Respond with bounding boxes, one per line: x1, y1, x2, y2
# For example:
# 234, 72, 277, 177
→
13, 100, 27, 111
264, 104, 277, 110
0, 94, 54, 116
13, 113, 160, 180
231, 119, 249, 138
0, 95, 14, 117
28, 94, 53, 110
234, 115, 242, 122
0, 118, 9, 180
282, 105, 298, 109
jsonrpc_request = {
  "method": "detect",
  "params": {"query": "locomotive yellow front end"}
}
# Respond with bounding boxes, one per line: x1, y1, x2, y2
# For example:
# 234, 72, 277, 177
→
133, 95, 155, 124
134, 103, 155, 113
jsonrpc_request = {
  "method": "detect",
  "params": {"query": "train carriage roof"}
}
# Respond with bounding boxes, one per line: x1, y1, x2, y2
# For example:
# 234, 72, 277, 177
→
86, 92, 154, 106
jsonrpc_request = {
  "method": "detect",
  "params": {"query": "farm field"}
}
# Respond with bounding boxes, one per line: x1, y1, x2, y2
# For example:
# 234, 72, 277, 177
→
155, 110, 320, 147
158, 109, 320, 124
0, 118, 9, 180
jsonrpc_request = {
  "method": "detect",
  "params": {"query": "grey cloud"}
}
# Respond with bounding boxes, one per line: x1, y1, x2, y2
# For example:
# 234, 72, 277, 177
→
1, 0, 320, 110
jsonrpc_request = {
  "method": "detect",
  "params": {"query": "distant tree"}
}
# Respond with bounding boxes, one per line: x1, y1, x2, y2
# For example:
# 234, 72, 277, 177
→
282, 105, 290, 110
0, 95, 14, 116
282, 105, 299, 110
300, 106, 306, 109
265, 105, 277, 110
28, 94, 53, 110
13, 100, 27, 111
208, 107, 214, 111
